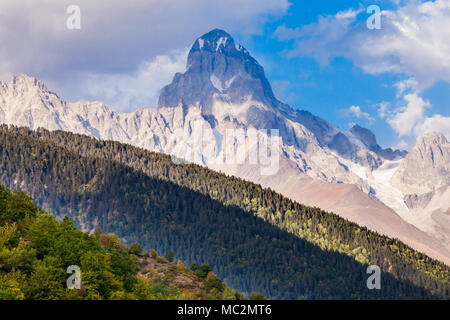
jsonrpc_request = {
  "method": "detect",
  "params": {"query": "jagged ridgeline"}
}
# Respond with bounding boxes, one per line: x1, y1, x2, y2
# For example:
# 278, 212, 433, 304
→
0, 125, 448, 299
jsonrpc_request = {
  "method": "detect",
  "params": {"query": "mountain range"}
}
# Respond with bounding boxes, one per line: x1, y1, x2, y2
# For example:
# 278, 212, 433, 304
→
0, 29, 449, 265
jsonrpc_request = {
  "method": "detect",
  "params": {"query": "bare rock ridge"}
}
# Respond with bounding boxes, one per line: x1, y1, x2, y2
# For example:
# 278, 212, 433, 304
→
158, 29, 277, 114
350, 124, 407, 160
158, 29, 405, 165
0, 29, 449, 265
389, 132, 450, 247
392, 132, 450, 195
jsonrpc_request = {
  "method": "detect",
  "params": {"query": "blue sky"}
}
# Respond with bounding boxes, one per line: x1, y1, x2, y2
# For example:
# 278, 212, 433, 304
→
0, 0, 449, 149
238, 0, 450, 149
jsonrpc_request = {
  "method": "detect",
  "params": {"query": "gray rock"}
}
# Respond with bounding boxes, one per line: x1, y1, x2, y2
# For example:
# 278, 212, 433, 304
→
350, 124, 407, 160
158, 29, 277, 115
404, 192, 434, 209
392, 132, 450, 194
328, 132, 355, 155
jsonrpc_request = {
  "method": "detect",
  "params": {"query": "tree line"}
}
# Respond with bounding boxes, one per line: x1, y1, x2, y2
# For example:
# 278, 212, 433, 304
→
0, 125, 448, 299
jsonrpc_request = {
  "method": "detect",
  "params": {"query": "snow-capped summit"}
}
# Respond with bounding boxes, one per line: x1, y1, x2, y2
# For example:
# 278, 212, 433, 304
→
0, 73, 67, 131
191, 29, 241, 53
0, 74, 55, 101
159, 30, 404, 167
158, 29, 276, 113
1, 74, 47, 91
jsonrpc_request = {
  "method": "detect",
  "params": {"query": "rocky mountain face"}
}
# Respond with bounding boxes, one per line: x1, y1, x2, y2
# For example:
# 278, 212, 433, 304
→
350, 124, 407, 160
390, 133, 450, 245
392, 132, 450, 195
159, 29, 278, 114
0, 29, 449, 264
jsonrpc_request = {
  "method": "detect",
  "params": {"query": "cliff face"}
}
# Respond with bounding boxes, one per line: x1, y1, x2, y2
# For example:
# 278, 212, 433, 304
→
392, 132, 450, 195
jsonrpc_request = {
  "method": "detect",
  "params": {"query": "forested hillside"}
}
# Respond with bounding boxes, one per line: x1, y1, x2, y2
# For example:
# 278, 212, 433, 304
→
0, 125, 448, 299
0, 184, 242, 300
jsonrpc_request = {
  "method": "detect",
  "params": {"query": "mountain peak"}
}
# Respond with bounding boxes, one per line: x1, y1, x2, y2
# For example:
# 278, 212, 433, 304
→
201, 28, 231, 39
1, 74, 48, 92
411, 131, 449, 163
418, 132, 448, 145
187, 28, 254, 68
159, 29, 276, 112
350, 124, 377, 148
349, 123, 407, 160
190, 29, 248, 56
392, 131, 450, 194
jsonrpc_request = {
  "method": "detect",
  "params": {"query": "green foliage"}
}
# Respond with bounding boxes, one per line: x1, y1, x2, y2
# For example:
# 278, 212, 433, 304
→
205, 272, 225, 293
250, 293, 266, 300
165, 250, 174, 263
0, 272, 25, 300
0, 125, 448, 299
190, 263, 198, 272
0, 183, 239, 300
150, 249, 158, 259
197, 264, 212, 280
94, 227, 103, 240
0, 185, 37, 225
129, 242, 142, 256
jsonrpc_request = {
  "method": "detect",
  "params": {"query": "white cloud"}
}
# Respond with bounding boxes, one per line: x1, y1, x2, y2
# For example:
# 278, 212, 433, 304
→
275, 1, 450, 144
274, 7, 363, 66
341, 105, 375, 124
383, 78, 449, 141
415, 115, 450, 139
394, 78, 418, 98
395, 140, 409, 150
0, 0, 290, 110
376, 101, 391, 118
82, 48, 188, 112
387, 93, 431, 136
382, 86, 450, 142
275, 0, 450, 89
